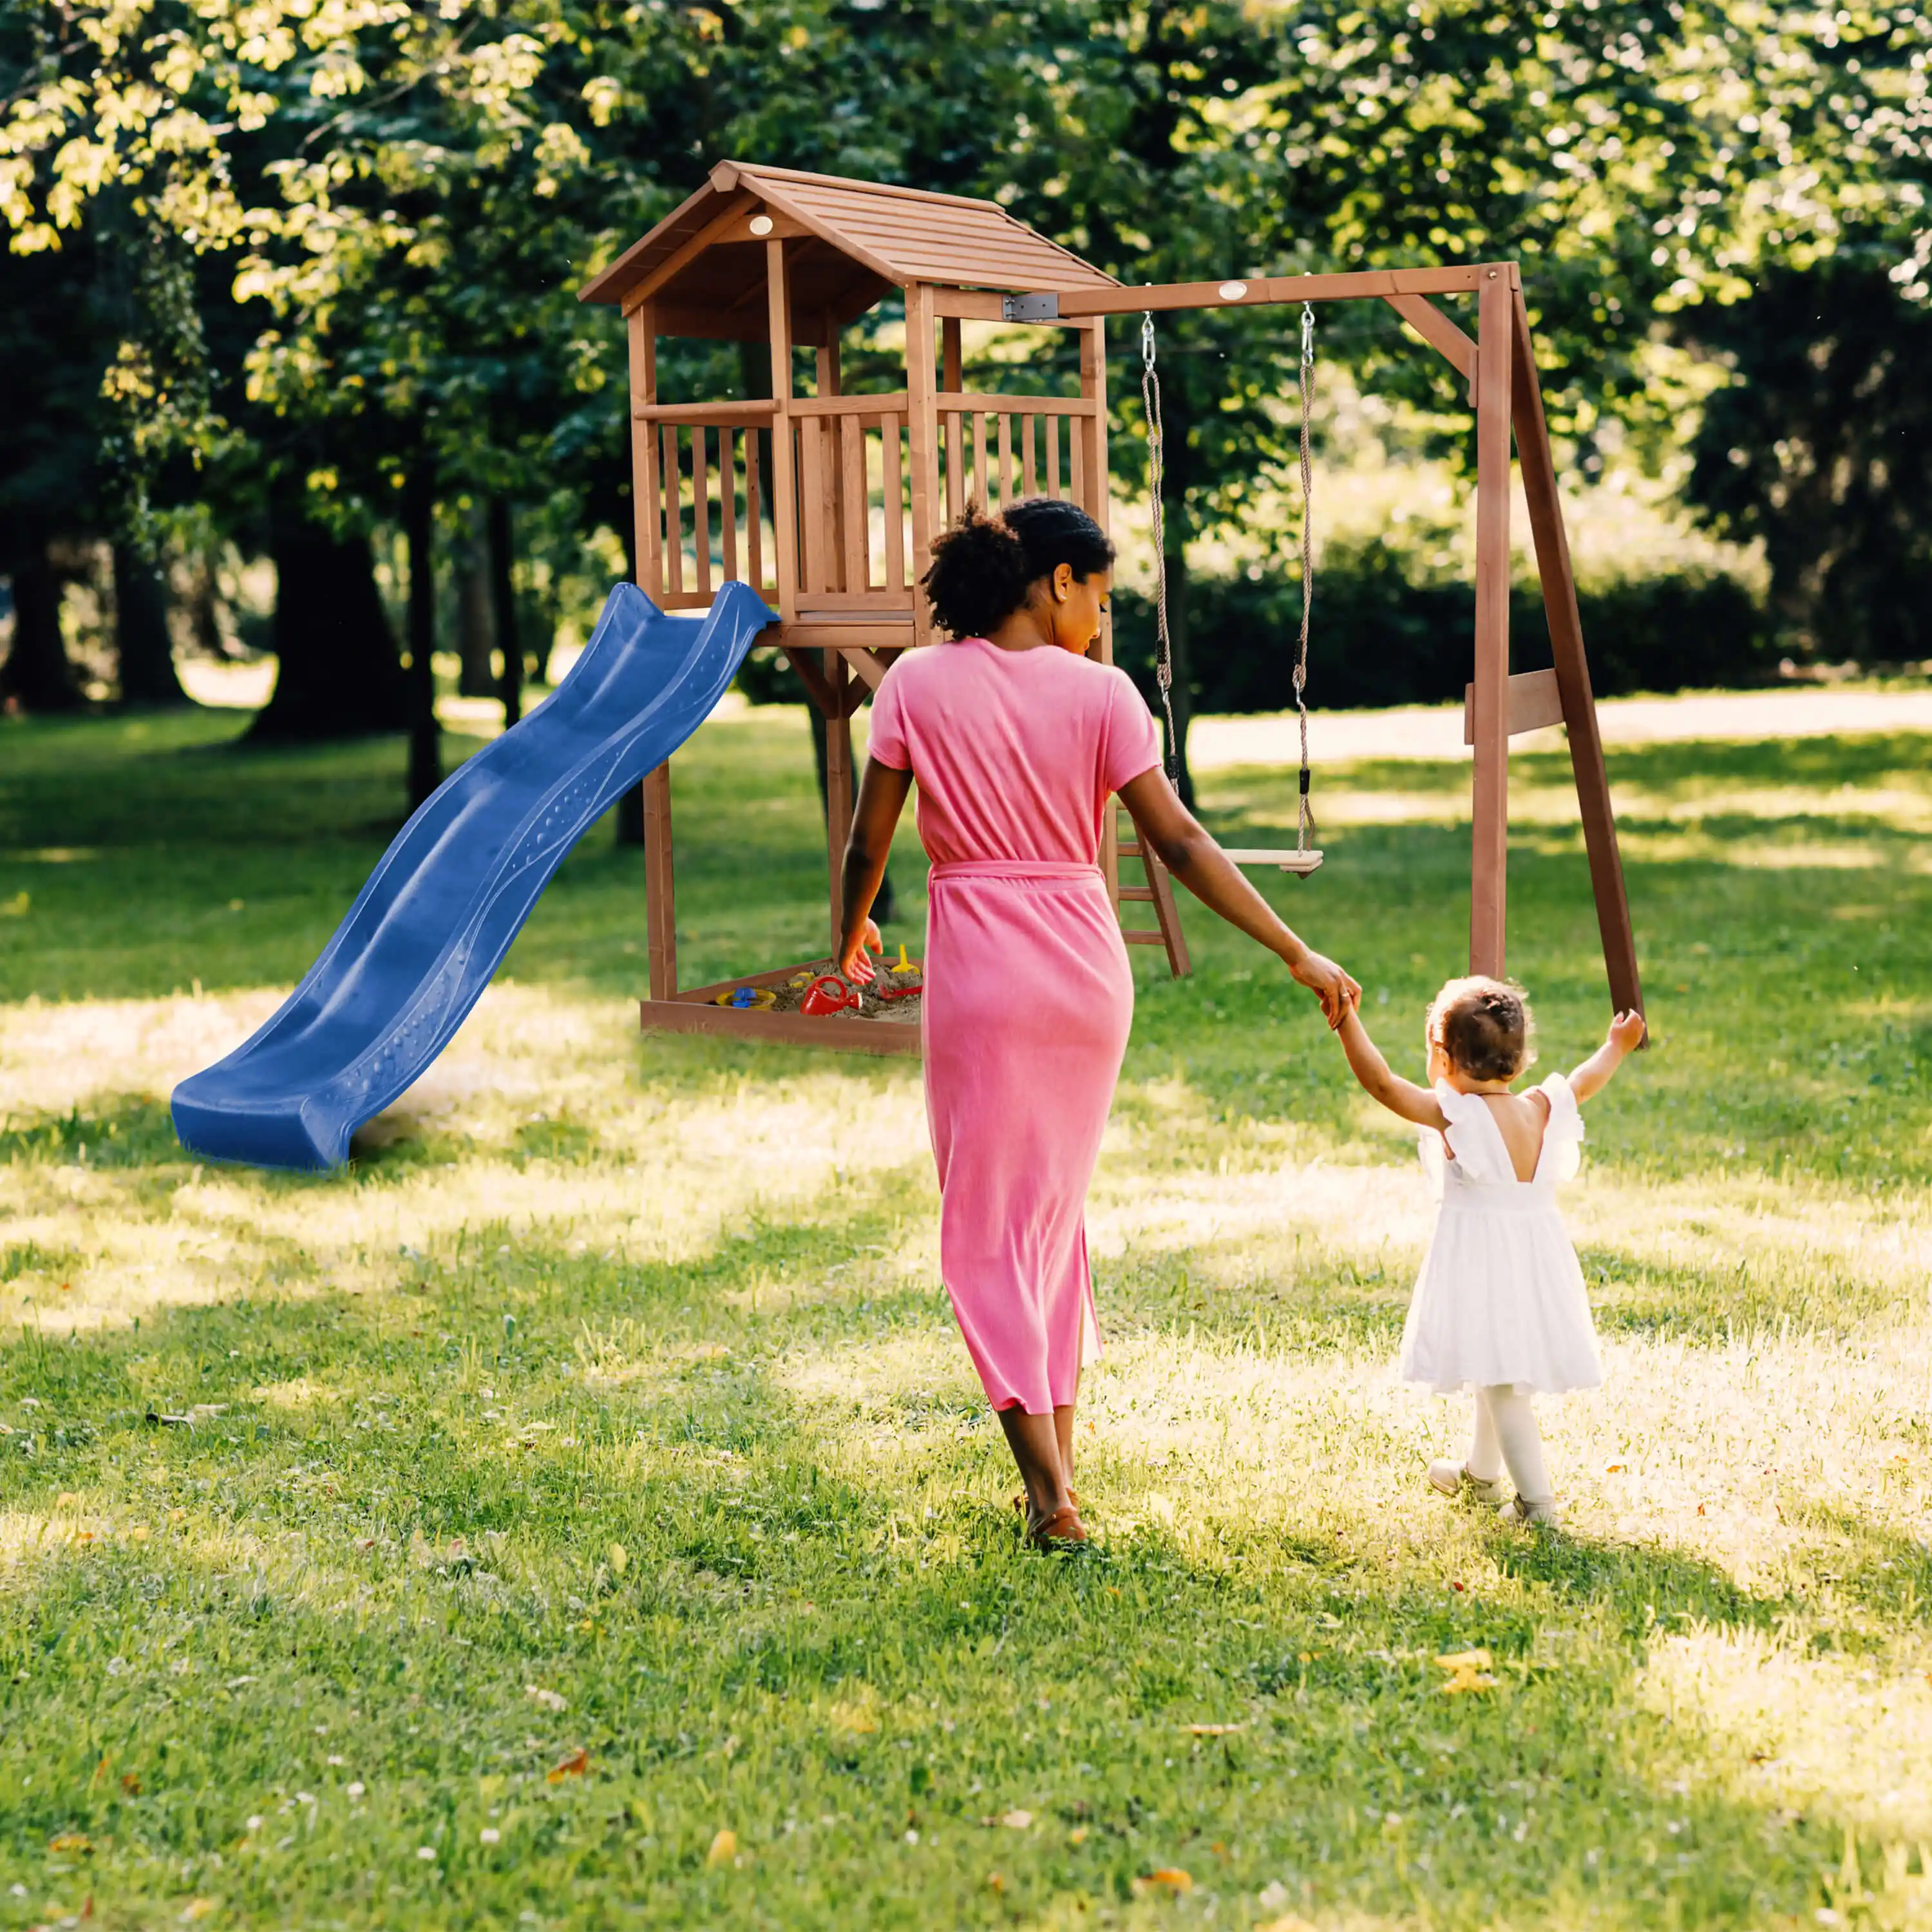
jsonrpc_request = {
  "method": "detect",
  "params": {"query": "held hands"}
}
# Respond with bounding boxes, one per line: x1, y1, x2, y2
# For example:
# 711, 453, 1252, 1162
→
839, 919, 883, 985
1289, 949, 1361, 1030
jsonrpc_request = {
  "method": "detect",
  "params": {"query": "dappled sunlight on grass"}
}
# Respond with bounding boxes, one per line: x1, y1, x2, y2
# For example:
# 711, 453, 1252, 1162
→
4, 704, 1932, 1925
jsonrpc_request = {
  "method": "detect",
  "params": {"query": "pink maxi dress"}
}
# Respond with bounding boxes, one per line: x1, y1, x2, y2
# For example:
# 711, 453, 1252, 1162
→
866, 638, 1160, 1415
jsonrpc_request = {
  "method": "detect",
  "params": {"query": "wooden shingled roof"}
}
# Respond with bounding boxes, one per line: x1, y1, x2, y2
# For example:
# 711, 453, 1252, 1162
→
580, 161, 1117, 339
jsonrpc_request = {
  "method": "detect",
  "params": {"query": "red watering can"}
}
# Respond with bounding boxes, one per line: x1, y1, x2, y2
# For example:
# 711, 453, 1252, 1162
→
800, 974, 860, 1018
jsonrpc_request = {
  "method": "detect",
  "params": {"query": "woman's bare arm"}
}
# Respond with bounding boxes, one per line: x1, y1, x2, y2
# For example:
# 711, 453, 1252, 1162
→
1115, 766, 1359, 1025
837, 757, 914, 981
1335, 1004, 1448, 1129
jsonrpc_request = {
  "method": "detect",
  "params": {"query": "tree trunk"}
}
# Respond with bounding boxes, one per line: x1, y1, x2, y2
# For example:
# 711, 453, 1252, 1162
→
404, 475, 441, 810
489, 496, 522, 729
455, 502, 496, 698
1, 536, 81, 712
251, 499, 407, 741
113, 542, 191, 708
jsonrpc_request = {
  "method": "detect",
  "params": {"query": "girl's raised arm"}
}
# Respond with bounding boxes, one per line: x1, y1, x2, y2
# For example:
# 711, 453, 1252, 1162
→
1335, 1002, 1448, 1130
1567, 1010, 1647, 1103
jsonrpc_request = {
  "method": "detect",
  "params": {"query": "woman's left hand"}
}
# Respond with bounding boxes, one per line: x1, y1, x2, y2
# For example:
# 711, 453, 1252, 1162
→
840, 919, 883, 984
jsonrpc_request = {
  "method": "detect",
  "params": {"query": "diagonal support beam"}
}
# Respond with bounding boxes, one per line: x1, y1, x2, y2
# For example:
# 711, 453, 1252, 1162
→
1510, 290, 1643, 1021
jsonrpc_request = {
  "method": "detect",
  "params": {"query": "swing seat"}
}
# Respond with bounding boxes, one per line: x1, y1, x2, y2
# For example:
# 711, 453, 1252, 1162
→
1224, 847, 1324, 875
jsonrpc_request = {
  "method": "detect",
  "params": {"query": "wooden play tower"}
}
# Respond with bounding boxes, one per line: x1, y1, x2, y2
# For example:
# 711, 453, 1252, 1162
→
580, 160, 1641, 1056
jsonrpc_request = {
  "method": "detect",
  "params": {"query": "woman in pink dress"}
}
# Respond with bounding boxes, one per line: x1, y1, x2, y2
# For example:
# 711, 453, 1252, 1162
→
838, 502, 1356, 1547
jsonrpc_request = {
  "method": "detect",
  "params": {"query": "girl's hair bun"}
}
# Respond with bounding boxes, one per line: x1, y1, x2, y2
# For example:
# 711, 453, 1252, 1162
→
922, 498, 1115, 639
1428, 975, 1536, 1083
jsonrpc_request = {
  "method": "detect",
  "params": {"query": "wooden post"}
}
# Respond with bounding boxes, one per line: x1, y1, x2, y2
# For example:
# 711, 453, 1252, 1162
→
643, 762, 676, 1000
629, 305, 661, 598
1511, 290, 1644, 1019
825, 652, 854, 954
905, 283, 940, 645
1469, 267, 1514, 978
766, 238, 799, 623
1079, 317, 1121, 913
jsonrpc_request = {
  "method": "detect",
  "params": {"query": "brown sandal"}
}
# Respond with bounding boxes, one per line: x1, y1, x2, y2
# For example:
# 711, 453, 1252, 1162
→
1025, 1503, 1088, 1549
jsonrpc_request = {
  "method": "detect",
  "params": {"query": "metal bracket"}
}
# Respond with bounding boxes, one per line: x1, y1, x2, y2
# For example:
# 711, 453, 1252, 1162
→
1001, 292, 1061, 323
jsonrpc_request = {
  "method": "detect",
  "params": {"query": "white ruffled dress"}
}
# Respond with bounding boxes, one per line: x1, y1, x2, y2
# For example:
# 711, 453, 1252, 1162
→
1398, 1072, 1603, 1396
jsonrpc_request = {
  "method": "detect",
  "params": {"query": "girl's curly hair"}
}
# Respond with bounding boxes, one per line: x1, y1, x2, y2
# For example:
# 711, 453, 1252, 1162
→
1427, 976, 1535, 1083
920, 498, 1115, 639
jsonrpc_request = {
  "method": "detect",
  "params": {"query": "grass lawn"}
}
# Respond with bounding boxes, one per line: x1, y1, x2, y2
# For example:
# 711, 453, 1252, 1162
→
1, 694, 1929, 1930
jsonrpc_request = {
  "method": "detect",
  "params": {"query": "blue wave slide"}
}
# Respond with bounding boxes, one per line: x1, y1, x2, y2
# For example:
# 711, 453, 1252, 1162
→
172, 582, 775, 1172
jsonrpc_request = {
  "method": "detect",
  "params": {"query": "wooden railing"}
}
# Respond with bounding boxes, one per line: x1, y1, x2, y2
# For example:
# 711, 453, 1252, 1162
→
635, 390, 1101, 618
636, 399, 781, 611
790, 394, 912, 614
938, 393, 1099, 524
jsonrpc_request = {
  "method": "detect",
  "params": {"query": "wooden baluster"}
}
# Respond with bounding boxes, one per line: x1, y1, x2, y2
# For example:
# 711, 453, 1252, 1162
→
1068, 408, 1084, 507
720, 427, 740, 584
1021, 413, 1037, 498
905, 284, 940, 645
1045, 414, 1062, 497
692, 424, 712, 596
841, 414, 867, 591
746, 428, 764, 593
884, 415, 905, 591
662, 423, 683, 598
998, 413, 1014, 511
799, 417, 828, 593
643, 762, 676, 1001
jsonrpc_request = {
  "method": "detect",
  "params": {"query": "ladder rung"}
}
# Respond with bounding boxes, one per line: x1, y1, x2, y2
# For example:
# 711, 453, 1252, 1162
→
1119, 887, 1155, 902
1123, 931, 1166, 945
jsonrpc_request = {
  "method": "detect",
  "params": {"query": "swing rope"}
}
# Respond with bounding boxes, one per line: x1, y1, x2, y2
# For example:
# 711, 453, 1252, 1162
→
1140, 313, 1180, 786
1141, 305, 1318, 858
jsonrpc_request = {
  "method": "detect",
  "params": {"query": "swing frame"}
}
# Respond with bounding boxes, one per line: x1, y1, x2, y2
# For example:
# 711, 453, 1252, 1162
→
1009, 262, 1643, 1016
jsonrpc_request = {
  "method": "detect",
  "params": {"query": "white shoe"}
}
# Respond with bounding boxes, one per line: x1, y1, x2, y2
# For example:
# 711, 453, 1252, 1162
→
1501, 1493, 1560, 1528
1428, 1460, 1510, 1508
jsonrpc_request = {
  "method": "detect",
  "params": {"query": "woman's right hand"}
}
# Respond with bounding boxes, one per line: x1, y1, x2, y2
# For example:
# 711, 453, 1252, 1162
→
840, 918, 883, 985
1288, 949, 1361, 1029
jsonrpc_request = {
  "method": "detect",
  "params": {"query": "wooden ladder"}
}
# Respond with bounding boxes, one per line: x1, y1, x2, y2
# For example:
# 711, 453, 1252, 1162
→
1113, 811, 1191, 978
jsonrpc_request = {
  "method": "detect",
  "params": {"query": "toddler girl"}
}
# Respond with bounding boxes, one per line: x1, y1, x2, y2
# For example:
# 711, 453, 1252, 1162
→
1333, 976, 1645, 1525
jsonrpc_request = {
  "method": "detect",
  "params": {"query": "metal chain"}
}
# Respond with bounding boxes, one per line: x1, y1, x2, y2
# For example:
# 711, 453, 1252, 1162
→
1141, 312, 1180, 784
1294, 302, 1318, 855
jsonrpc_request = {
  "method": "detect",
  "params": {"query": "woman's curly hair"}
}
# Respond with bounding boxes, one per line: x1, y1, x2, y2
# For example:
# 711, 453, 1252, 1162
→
920, 498, 1115, 639
1427, 976, 1536, 1083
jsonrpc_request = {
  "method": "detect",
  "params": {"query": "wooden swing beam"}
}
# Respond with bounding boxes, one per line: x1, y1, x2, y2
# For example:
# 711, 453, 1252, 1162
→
1009, 261, 1643, 1020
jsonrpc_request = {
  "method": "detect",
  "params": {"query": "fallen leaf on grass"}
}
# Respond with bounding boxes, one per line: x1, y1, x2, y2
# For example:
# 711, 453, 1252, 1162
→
120, 1774, 141, 1796
984, 1872, 1005, 1893
1186, 1723, 1245, 1736
48, 1833, 92, 1853
706, 1828, 737, 1868
546, 1749, 589, 1783
1132, 1868, 1193, 1897
1068, 1827, 1089, 1846
525, 1685, 567, 1712
999, 1810, 1032, 1830
178, 1900, 216, 1922
1434, 1647, 1498, 1694
608, 1542, 629, 1577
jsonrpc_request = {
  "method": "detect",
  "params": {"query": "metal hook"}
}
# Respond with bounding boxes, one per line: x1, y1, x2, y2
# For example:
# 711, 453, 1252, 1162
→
1141, 311, 1157, 368
1300, 302, 1315, 367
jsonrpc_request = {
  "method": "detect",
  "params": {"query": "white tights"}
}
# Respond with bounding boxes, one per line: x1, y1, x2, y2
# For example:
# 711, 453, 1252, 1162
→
1466, 1385, 1553, 1506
